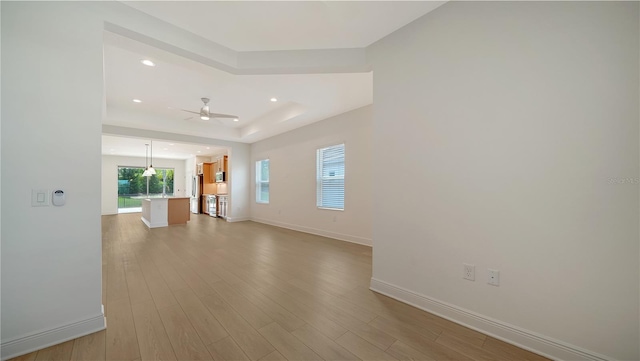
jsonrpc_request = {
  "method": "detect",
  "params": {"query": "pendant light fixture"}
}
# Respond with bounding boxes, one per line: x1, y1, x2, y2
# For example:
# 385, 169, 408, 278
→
142, 143, 151, 177
147, 140, 156, 175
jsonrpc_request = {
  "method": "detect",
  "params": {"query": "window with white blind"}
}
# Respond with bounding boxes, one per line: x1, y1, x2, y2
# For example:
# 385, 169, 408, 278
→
316, 144, 345, 210
256, 159, 270, 203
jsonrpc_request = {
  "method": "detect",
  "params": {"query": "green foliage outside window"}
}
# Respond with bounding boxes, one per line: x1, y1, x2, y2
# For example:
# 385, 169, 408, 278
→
117, 167, 174, 209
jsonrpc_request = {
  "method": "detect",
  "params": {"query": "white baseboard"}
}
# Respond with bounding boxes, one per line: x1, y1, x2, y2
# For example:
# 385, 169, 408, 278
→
369, 278, 610, 361
141, 217, 167, 228
1, 311, 106, 360
226, 216, 249, 223
251, 217, 372, 246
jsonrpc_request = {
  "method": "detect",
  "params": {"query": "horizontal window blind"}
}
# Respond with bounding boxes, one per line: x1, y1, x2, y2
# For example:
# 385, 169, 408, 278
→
316, 144, 345, 210
256, 159, 270, 203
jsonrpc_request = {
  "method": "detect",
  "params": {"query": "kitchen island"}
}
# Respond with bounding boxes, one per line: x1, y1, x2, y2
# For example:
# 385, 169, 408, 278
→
141, 197, 190, 228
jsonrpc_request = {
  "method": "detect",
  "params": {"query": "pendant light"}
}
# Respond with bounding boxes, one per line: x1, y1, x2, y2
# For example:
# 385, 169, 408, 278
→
147, 140, 156, 175
142, 143, 151, 177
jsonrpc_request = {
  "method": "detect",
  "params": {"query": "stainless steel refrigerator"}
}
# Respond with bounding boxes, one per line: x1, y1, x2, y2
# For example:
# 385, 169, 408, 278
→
190, 175, 200, 213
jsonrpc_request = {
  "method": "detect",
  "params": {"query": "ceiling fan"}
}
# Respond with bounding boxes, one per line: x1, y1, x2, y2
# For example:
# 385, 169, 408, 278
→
182, 97, 238, 122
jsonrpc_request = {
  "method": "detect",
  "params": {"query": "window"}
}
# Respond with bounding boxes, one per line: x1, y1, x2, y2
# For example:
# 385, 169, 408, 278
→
117, 167, 174, 213
316, 144, 345, 210
256, 159, 270, 203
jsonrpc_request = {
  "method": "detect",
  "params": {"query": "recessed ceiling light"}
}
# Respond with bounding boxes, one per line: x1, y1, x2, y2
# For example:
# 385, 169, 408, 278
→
163, 148, 168, 150
233, 118, 239, 122
270, 97, 278, 102
206, 147, 210, 150
197, 151, 201, 153
141, 59, 155, 67
132, 99, 142, 103
169, 143, 174, 146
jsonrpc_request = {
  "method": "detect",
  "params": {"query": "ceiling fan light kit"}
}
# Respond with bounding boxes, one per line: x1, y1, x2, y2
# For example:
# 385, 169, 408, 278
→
182, 97, 238, 123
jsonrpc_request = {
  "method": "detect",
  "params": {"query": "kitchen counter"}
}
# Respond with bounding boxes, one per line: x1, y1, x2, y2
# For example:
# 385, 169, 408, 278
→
141, 197, 190, 228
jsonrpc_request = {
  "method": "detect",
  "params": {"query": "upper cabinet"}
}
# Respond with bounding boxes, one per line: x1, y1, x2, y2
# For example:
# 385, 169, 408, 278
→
198, 156, 229, 189
217, 156, 228, 173
202, 162, 213, 183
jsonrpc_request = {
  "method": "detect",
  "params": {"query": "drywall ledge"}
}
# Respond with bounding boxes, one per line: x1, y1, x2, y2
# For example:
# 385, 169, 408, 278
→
0, 312, 106, 361
369, 278, 610, 361
252, 217, 372, 247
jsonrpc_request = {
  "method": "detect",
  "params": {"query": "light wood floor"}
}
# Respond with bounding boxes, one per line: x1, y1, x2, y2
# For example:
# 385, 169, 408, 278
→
12, 214, 548, 361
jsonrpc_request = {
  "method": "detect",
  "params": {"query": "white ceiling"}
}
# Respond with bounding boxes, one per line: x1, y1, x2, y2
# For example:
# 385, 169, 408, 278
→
102, 135, 227, 160
103, 33, 372, 143
122, 1, 445, 51
103, 1, 445, 156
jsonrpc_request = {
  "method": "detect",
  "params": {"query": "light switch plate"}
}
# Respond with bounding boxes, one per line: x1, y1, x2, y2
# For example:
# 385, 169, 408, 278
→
32, 189, 50, 207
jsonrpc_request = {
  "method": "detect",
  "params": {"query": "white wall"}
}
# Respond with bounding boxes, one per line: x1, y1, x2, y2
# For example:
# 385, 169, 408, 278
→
1, 2, 105, 358
368, 2, 639, 360
101, 155, 187, 215
1, 2, 258, 357
251, 105, 372, 245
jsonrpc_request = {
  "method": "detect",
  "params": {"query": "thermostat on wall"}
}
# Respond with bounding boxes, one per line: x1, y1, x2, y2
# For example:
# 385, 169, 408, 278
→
52, 190, 65, 206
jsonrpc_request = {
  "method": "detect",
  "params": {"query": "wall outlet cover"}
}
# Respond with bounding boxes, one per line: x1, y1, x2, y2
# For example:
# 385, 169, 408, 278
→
463, 264, 475, 281
488, 269, 500, 286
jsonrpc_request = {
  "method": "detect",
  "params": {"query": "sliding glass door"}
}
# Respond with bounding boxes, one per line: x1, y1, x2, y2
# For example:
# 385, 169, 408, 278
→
117, 167, 175, 213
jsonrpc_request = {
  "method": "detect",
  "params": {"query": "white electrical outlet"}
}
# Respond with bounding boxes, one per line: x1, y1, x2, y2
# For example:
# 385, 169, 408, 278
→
463, 264, 475, 281
488, 269, 500, 286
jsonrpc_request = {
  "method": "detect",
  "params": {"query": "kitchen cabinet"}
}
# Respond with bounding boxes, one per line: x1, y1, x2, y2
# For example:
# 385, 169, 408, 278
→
167, 198, 190, 225
202, 162, 214, 183
201, 195, 208, 215
211, 162, 218, 177
141, 197, 190, 228
221, 156, 228, 172
214, 156, 228, 173
217, 195, 228, 219
197, 162, 215, 181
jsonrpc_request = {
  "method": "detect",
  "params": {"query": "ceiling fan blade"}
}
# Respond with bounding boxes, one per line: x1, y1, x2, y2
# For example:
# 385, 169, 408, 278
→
181, 109, 200, 115
208, 113, 238, 119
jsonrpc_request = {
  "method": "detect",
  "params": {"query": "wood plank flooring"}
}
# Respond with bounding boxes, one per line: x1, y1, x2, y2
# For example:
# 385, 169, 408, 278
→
10, 214, 548, 361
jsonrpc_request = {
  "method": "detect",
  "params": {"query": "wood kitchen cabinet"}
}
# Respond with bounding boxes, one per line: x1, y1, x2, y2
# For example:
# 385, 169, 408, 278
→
197, 162, 215, 181
201, 196, 208, 215
212, 156, 228, 173
211, 162, 218, 176
202, 162, 213, 183
210, 156, 228, 183
219, 156, 228, 173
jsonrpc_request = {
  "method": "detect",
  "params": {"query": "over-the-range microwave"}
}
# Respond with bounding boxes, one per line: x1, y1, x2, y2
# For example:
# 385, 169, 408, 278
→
215, 171, 226, 183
